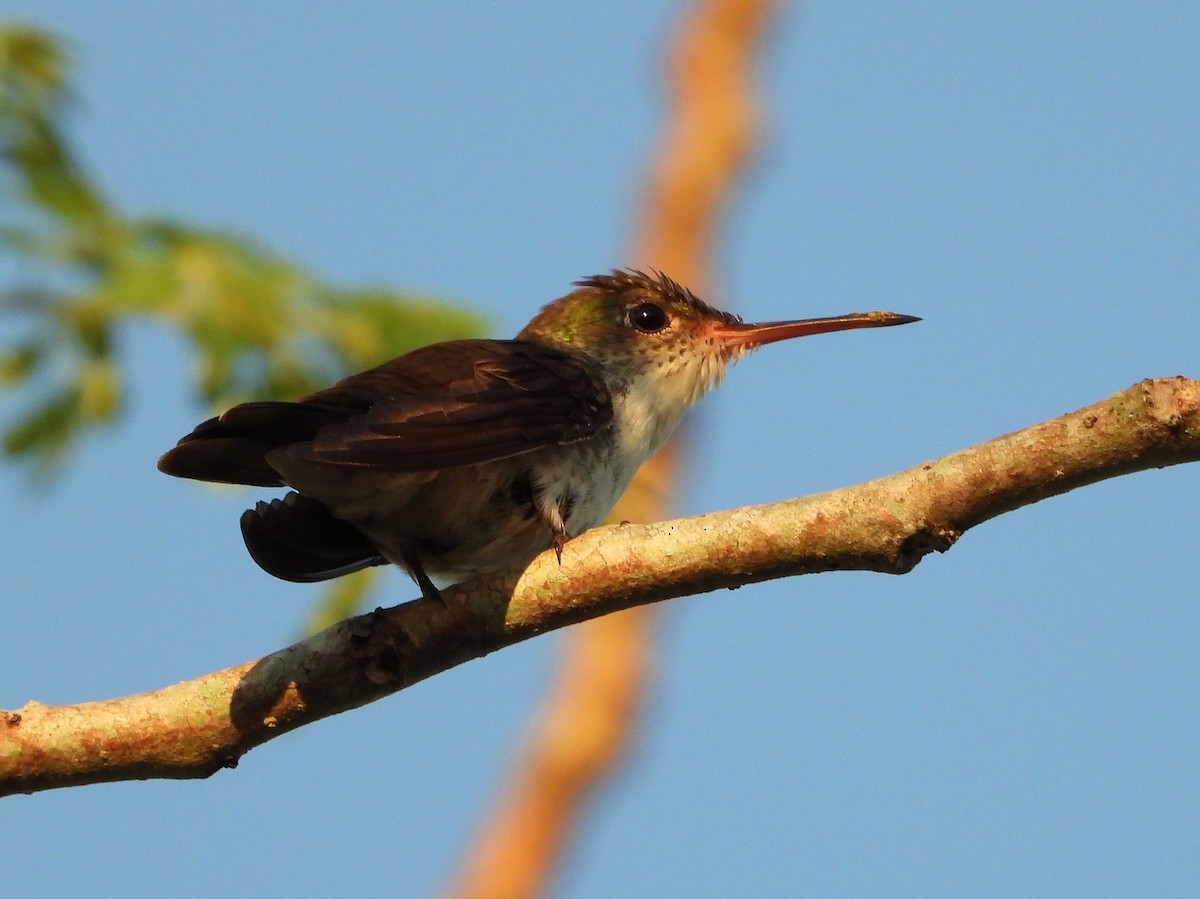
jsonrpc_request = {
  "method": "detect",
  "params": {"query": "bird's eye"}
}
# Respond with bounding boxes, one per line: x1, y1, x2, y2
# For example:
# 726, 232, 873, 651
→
627, 302, 669, 334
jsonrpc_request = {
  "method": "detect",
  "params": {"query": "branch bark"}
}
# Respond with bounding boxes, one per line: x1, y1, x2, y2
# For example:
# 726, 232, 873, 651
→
3, 376, 1198, 797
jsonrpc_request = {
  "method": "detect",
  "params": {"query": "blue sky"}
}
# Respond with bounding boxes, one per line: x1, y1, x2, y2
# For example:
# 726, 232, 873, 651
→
3, 3, 1199, 896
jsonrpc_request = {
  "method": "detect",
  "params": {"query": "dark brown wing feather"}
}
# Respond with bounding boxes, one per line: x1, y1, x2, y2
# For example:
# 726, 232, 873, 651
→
158, 339, 612, 484
157, 404, 350, 486
302, 342, 611, 469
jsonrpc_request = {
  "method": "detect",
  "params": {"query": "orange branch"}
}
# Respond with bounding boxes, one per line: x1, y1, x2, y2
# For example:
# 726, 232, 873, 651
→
444, 2, 778, 897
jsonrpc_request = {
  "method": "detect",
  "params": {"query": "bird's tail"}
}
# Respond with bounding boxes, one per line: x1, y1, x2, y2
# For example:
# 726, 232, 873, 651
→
239, 491, 386, 582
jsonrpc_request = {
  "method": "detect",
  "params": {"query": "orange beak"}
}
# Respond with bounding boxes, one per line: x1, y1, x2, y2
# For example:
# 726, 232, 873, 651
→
709, 310, 921, 351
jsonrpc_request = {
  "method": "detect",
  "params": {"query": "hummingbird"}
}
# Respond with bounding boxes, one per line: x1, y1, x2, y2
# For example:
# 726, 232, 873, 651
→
158, 270, 918, 601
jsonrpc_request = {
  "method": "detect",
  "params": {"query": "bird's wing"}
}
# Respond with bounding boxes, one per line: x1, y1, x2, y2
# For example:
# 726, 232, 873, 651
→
158, 340, 613, 484
296, 339, 613, 470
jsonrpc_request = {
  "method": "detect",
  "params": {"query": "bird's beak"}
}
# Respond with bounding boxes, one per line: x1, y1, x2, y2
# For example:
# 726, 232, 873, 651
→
709, 310, 921, 351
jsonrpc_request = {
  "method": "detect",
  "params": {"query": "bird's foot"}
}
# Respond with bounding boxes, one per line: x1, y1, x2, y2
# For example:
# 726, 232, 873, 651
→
403, 549, 447, 606
552, 529, 571, 565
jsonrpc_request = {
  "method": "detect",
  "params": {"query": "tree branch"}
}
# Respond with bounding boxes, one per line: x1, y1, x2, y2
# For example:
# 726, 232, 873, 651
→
4, 376, 1198, 797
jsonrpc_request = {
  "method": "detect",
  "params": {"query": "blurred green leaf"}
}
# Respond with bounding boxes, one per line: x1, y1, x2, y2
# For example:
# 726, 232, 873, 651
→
302, 568, 381, 636
76, 357, 119, 421
2, 387, 77, 460
0, 340, 43, 384
0, 24, 485, 470
1, 23, 486, 618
